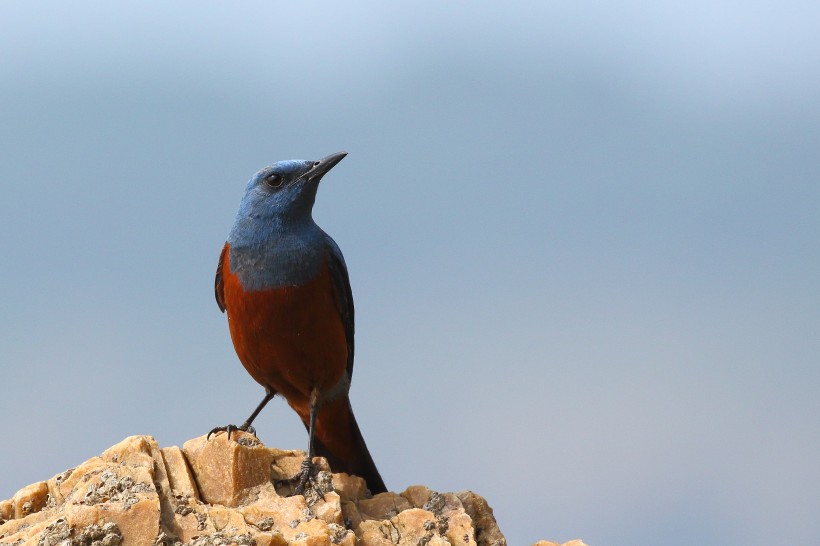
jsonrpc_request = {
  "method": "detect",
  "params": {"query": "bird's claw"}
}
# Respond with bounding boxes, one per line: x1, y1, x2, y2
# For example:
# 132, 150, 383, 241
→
207, 423, 257, 441
293, 457, 316, 496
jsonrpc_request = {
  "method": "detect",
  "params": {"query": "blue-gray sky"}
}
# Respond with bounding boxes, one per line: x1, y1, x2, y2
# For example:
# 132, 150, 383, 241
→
2, 2, 819, 545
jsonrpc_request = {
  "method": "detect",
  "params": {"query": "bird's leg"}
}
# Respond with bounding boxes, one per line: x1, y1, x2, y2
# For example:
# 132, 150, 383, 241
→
294, 388, 321, 495
237, 388, 276, 436
208, 388, 275, 440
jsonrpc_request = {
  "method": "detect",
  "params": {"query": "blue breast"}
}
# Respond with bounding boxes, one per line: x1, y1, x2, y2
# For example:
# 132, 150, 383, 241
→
227, 218, 329, 291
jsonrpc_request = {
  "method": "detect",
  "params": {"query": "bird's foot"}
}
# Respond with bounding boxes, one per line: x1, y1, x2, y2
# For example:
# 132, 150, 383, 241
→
206, 423, 257, 441
273, 457, 334, 503
293, 457, 316, 496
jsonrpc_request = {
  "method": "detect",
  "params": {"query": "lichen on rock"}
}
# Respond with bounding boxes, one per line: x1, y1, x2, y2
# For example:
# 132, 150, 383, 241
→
32, 518, 123, 546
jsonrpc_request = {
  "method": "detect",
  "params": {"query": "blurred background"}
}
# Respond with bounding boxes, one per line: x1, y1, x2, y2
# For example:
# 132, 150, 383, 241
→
1, 2, 818, 545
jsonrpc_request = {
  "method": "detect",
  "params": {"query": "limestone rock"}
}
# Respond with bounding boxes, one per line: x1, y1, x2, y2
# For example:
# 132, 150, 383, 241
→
182, 434, 272, 507
10, 481, 49, 520
0, 433, 571, 546
457, 491, 506, 546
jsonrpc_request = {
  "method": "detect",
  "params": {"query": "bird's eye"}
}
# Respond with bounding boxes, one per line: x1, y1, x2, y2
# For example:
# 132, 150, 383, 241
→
312, 161, 320, 167
265, 174, 283, 188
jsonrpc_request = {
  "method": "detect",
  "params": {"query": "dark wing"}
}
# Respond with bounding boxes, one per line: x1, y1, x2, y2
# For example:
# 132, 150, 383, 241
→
324, 234, 355, 379
215, 243, 228, 313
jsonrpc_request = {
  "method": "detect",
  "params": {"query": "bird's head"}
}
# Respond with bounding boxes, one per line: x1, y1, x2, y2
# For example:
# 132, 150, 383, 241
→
235, 151, 347, 226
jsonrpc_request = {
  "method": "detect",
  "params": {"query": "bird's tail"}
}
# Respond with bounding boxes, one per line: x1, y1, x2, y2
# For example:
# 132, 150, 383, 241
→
310, 396, 387, 494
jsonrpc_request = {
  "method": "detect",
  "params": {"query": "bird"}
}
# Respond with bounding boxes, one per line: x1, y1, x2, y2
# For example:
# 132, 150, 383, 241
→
209, 151, 386, 494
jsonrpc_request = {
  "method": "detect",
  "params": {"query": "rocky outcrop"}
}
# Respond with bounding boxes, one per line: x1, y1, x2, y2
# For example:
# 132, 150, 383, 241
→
0, 434, 583, 546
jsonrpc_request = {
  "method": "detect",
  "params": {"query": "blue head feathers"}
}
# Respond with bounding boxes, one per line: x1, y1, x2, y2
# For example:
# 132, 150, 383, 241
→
226, 152, 348, 290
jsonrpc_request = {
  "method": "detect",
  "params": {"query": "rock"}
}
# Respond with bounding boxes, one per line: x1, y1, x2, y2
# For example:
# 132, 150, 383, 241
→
0, 434, 571, 546
182, 433, 272, 507
160, 447, 199, 502
10, 481, 49, 520
457, 491, 507, 546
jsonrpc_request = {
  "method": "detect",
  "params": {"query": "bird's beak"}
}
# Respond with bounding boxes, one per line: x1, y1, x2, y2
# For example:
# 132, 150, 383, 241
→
302, 151, 347, 182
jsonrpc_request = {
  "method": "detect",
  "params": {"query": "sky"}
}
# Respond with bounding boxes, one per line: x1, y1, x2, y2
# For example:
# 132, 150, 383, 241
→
1, 2, 819, 545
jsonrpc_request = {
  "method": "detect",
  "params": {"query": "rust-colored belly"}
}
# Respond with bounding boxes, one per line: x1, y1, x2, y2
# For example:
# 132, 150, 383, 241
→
221, 248, 348, 417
